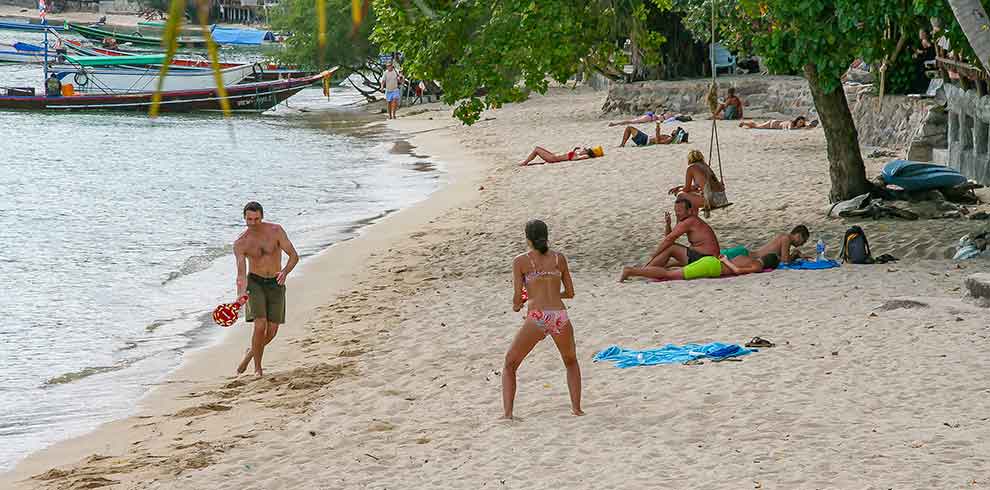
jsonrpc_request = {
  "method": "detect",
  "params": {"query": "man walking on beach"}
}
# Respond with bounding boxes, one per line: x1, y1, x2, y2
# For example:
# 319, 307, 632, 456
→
233, 202, 299, 377
619, 197, 719, 282
381, 61, 403, 119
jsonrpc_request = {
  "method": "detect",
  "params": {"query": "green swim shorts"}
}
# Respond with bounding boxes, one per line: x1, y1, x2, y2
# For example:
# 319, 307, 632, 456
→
245, 273, 286, 324
683, 256, 723, 280
720, 246, 750, 260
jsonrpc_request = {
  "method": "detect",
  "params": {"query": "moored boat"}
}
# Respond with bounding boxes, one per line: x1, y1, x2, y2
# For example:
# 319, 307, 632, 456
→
68, 23, 209, 49
0, 41, 47, 63
52, 54, 255, 93
0, 68, 336, 113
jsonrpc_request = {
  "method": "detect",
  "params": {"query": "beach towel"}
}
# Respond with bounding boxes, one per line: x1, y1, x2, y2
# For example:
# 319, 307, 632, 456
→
777, 259, 840, 270
593, 342, 753, 368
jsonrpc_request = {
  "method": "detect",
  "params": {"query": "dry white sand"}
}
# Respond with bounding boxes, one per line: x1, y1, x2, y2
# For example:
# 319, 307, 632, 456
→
5, 87, 990, 489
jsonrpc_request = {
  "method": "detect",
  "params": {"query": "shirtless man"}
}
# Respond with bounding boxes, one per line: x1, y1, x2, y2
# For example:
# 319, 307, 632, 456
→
713, 87, 744, 120
620, 122, 676, 147
751, 225, 809, 264
233, 202, 299, 377
619, 197, 720, 282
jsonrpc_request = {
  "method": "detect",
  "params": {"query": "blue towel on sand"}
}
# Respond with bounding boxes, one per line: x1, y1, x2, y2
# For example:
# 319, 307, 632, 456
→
593, 342, 753, 368
778, 259, 840, 270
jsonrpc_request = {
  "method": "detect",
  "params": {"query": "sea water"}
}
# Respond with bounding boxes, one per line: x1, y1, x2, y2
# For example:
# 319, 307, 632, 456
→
0, 50, 441, 470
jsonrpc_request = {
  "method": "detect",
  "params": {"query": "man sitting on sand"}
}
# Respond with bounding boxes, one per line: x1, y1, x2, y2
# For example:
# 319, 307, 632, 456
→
620, 123, 688, 147
738, 116, 819, 130
621, 253, 781, 282
751, 225, 810, 263
712, 87, 744, 120
619, 197, 719, 282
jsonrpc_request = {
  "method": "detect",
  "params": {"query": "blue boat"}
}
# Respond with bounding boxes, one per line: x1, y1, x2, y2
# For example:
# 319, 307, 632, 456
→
0, 20, 65, 32
881, 160, 968, 191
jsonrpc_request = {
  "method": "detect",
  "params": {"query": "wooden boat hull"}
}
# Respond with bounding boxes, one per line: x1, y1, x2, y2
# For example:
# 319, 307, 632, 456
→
52, 63, 255, 93
0, 69, 335, 113
0, 21, 65, 32
69, 23, 209, 49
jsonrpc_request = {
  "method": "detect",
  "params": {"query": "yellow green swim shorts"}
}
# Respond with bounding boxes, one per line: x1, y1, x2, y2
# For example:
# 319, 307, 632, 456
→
682, 256, 723, 280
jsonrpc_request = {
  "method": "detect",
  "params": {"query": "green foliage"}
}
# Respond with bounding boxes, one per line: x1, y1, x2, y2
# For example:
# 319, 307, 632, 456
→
372, 0, 684, 124
270, 0, 379, 71
372, 0, 619, 124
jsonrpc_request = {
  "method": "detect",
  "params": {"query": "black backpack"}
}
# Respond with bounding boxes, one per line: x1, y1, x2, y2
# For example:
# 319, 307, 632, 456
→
840, 225, 874, 264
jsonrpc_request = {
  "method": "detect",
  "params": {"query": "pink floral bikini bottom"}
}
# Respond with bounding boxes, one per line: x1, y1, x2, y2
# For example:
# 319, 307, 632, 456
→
527, 309, 569, 337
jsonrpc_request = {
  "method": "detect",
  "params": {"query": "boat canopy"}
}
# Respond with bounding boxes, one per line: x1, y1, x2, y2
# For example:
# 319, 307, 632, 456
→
65, 54, 167, 66
210, 26, 275, 45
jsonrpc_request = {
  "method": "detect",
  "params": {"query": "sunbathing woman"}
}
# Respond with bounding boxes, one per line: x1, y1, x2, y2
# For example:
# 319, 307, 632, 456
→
667, 149, 728, 211
503, 220, 583, 419
608, 110, 677, 127
519, 146, 600, 166
620, 253, 780, 282
738, 116, 820, 130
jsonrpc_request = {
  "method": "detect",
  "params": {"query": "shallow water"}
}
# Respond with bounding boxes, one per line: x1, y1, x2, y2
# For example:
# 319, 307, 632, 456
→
0, 49, 440, 470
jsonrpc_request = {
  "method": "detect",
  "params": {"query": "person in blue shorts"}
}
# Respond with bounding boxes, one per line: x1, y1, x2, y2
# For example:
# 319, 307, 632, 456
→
381, 61, 404, 119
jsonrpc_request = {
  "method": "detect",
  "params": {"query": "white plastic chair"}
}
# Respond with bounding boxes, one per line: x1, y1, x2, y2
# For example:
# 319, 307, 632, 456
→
710, 43, 736, 74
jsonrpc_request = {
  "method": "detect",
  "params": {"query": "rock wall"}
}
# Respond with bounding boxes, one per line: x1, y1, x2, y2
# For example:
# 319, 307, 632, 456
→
602, 75, 815, 116
603, 76, 947, 158
945, 83, 990, 185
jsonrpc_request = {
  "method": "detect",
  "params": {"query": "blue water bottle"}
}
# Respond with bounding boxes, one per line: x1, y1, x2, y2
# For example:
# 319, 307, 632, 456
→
816, 238, 826, 261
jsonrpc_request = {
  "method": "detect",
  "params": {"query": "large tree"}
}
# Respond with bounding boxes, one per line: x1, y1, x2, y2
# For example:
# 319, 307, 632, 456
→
371, 0, 671, 124
711, 0, 957, 201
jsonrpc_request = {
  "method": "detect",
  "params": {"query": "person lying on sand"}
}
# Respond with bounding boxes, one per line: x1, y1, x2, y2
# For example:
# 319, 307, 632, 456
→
738, 116, 819, 130
619, 197, 719, 282
504, 220, 583, 419
519, 146, 602, 166
620, 123, 688, 147
620, 253, 781, 282
667, 149, 728, 211
751, 225, 810, 263
609, 111, 690, 127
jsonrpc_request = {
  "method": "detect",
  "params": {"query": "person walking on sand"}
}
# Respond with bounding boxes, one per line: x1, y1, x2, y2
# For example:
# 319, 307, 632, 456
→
381, 61, 403, 120
233, 202, 299, 377
503, 220, 583, 419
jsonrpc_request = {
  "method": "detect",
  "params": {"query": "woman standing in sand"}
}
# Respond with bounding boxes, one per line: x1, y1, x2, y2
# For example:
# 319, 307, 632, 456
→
503, 220, 583, 419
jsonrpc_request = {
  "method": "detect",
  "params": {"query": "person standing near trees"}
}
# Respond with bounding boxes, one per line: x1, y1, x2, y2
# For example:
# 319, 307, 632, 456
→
381, 61, 403, 119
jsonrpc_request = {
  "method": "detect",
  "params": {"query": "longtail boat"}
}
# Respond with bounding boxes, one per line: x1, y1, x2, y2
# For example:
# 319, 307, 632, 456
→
62, 39, 314, 80
52, 54, 255, 93
0, 20, 65, 32
68, 23, 210, 49
0, 68, 336, 113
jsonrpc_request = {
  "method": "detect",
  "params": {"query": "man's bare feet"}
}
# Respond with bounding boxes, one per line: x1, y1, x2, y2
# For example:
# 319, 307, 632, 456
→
572, 408, 585, 416
254, 369, 263, 378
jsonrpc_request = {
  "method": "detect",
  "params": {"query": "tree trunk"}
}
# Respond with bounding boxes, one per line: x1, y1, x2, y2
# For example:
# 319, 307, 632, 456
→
803, 63, 872, 202
947, 0, 990, 74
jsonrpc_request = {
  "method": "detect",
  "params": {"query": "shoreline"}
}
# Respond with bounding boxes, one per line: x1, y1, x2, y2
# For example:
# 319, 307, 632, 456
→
0, 110, 479, 486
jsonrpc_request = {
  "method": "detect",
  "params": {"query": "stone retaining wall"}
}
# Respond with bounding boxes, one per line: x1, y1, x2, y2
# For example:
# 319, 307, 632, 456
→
603, 75, 946, 158
945, 84, 990, 185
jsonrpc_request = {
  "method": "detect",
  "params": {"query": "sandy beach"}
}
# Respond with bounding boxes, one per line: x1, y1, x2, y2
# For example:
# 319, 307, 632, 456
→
5, 86, 990, 489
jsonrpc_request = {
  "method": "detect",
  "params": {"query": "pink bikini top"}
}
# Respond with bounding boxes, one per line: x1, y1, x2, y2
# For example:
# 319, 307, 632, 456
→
523, 252, 561, 284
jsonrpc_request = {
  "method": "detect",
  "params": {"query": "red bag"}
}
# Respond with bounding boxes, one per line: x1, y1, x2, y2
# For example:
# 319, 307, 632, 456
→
213, 295, 248, 327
